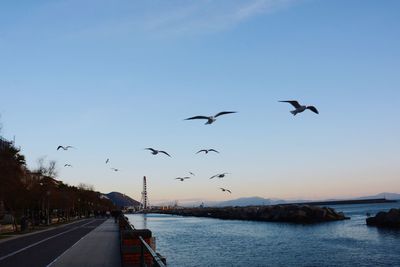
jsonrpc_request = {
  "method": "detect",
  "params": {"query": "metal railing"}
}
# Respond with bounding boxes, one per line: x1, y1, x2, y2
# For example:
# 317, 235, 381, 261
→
139, 236, 166, 267
119, 215, 166, 267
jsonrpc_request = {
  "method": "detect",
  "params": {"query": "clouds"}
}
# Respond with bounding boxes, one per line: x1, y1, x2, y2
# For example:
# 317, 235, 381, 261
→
66, 0, 297, 39
1, 0, 298, 40
136, 0, 295, 36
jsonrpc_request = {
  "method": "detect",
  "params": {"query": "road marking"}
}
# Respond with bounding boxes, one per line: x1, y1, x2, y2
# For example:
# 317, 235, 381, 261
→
45, 234, 88, 267
0, 220, 98, 262
0, 218, 90, 245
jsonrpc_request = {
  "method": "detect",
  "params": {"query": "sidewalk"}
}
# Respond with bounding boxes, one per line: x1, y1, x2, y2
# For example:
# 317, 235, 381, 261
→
50, 219, 121, 267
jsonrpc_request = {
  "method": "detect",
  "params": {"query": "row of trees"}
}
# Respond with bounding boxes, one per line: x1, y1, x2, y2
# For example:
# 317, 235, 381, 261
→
0, 136, 116, 231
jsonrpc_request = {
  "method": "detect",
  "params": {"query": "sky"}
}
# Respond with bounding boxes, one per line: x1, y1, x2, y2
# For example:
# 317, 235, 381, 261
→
1, 0, 399, 204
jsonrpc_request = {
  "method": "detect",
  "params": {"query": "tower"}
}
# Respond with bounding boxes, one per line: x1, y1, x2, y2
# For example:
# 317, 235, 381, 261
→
141, 176, 148, 210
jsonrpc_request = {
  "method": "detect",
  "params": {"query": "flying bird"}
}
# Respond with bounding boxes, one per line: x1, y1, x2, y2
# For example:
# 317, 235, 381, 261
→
196, 149, 220, 154
185, 111, 237, 125
64, 164, 72, 167
210, 173, 229, 179
145, 148, 171, 157
189, 171, 195, 176
111, 168, 120, 172
175, 177, 191, 182
279, 100, 319, 116
105, 158, 110, 164
57, 145, 74, 151
219, 187, 232, 193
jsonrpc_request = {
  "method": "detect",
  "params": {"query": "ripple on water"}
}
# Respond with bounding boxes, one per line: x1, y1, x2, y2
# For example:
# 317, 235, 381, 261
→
126, 203, 400, 267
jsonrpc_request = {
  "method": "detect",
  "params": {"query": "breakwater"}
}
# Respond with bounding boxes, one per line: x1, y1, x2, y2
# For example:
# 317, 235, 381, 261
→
152, 204, 348, 224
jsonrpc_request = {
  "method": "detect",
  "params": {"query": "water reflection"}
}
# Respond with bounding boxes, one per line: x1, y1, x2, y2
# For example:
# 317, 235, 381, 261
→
126, 203, 400, 267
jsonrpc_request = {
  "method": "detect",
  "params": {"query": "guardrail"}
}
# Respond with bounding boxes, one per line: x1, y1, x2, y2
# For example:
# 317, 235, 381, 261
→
119, 216, 166, 267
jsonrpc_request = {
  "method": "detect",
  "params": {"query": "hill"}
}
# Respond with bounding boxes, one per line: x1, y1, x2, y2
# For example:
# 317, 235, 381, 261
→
106, 192, 141, 208
214, 197, 288, 207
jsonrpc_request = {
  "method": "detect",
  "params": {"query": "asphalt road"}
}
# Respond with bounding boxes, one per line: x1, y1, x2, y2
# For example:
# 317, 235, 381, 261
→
0, 218, 106, 267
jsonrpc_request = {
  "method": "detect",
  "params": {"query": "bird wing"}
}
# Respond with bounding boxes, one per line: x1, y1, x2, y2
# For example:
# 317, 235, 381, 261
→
279, 100, 301, 108
189, 172, 195, 176
183, 177, 191, 179
65, 146, 74, 149
196, 149, 207, 154
185, 116, 210, 120
208, 149, 219, 153
106, 159, 109, 163
307, 106, 319, 114
210, 175, 217, 179
227, 190, 232, 193
214, 111, 237, 118
57, 146, 64, 150
159, 151, 171, 157
145, 148, 156, 152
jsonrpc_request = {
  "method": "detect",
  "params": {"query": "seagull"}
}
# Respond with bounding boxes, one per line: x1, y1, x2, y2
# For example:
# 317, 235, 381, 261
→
105, 158, 110, 164
219, 187, 232, 194
175, 177, 191, 182
196, 149, 220, 154
64, 164, 72, 167
189, 171, 195, 176
145, 148, 171, 157
111, 168, 120, 172
210, 173, 229, 179
279, 100, 319, 116
57, 145, 74, 151
185, 111, 237, 125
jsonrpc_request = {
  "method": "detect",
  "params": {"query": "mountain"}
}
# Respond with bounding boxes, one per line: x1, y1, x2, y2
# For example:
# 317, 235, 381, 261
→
106, 192, 141, 208
357, 192, 400, 200
214, 197, 288, 207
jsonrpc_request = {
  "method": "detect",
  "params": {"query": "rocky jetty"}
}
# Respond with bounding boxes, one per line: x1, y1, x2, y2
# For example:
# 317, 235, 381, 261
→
366, 208, 400, 228
154, 204, 348, 224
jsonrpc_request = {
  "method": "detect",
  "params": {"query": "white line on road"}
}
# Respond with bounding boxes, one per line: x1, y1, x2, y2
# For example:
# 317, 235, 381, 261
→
45, 234, 88, 267
0, 220, 97, 262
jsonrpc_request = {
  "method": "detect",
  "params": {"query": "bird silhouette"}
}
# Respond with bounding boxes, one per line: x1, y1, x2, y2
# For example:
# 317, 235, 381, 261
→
219, 187, 232, 193
175, 177, 191, 182
189, 171, 195, 176
105, 158, 110, 164
57, 145, 74, 151
210, 173, 229, 179
185, 111, 237, 125
111, 168, 120, 172
64, 164, 72, 167
279, 100, 319, 116
145, 148, 171, 157
196, 149, 220, 154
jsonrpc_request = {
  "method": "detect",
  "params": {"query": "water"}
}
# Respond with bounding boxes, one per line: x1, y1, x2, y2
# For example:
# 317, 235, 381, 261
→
127, 203, 400, 267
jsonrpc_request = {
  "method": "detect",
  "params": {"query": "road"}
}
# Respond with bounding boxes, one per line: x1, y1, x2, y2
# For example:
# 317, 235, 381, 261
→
0, 218, 106, 267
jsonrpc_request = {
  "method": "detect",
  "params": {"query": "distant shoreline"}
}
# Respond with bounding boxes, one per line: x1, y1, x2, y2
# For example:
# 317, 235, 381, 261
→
284, 198, 397, 206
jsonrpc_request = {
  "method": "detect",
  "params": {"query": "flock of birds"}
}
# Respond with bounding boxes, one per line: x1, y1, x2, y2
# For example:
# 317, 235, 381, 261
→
57, 100, 319, 195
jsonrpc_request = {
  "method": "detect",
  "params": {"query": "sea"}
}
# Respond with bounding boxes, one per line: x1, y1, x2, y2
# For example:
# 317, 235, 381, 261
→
126, 202, 400, 267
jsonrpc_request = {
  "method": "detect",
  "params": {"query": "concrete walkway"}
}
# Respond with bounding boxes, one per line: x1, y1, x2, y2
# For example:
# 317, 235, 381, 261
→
50, 219, 121, 267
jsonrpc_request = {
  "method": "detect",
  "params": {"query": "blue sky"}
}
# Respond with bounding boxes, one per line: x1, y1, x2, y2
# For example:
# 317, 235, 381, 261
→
1, 0, 399, 203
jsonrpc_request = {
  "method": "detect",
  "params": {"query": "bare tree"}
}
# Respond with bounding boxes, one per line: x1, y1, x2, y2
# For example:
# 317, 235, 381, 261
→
78, 183, 94, 191
36, 157, 58, 178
